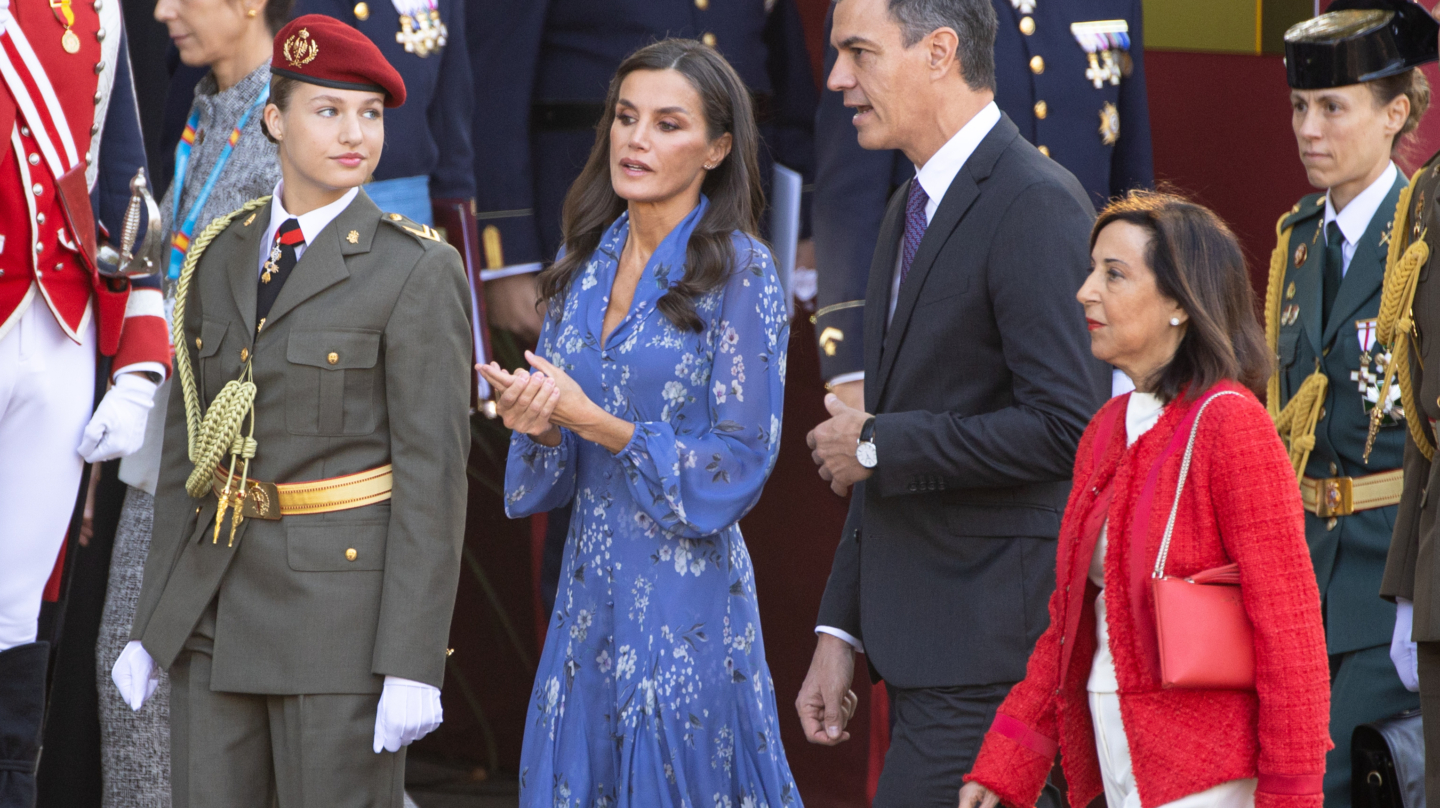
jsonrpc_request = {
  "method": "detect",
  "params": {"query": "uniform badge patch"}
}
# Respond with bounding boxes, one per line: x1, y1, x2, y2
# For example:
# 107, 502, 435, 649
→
1294, 243, 1308, 267
1281, 304, 1300, 327
1098, 102, 1120, 146
1286, 281, 1297, 300
1072, 20, 1130, 88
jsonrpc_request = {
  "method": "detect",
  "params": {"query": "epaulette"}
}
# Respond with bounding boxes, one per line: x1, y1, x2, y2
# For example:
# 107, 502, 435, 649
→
379, 211, 446, 245
1280, 192, 1326, 231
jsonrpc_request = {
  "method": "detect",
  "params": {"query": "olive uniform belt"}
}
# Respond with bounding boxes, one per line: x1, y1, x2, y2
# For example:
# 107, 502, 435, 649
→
1299, 469, 1404, 518
211, 465, 393, 520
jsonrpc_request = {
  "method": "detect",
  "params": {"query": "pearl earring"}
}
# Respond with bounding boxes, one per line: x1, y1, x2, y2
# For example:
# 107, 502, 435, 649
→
1170, 317, 1181, 326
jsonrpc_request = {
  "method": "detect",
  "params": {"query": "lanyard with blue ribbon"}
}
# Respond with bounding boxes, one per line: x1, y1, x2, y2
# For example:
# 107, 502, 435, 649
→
166, 84, 271, 281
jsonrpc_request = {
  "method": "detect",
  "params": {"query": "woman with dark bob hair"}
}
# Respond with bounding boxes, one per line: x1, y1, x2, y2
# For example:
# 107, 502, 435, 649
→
958, 192, 1331, 808
479, 39, 804, 805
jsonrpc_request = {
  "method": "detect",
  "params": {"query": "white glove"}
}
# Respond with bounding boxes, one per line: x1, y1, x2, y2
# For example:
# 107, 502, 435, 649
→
1393, 598, 1421, 693
373, 675, 443, 753
79, 373, 158, 462
111, 640, 160, 711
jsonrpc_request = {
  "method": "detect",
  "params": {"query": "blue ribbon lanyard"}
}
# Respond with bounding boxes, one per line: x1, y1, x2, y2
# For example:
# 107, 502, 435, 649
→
166, 83, 271, 281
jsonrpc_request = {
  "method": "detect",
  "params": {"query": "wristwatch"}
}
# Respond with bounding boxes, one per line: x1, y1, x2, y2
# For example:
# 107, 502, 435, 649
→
856, 416, 878, 469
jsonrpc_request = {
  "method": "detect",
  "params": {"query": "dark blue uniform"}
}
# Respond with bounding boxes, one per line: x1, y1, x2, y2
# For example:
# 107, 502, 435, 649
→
467, 0, 816, 272
812, 0, 1152, 381
159, 1, 475, 206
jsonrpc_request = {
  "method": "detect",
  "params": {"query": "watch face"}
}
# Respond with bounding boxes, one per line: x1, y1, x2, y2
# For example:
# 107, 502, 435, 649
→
856, 441, 878, 469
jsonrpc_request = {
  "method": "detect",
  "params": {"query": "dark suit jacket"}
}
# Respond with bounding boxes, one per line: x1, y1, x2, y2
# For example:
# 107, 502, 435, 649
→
812, 0, 1153, 379
815, 114, 1105, 689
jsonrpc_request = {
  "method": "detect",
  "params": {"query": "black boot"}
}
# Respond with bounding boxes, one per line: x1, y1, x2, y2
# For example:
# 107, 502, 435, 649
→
0, 642, 49, 808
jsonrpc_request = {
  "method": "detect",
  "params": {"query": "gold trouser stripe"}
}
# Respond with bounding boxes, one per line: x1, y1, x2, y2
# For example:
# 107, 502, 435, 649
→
213, 464, 393, 516
1299, 468, 1404, 516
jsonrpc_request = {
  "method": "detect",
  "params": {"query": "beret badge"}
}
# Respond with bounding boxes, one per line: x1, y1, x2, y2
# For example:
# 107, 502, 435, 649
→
283, 28, 320, 68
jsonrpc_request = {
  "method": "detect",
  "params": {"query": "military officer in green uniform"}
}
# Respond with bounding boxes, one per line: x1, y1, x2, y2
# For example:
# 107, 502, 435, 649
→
109, 16, 473, 807
1267, 4, 1436, 806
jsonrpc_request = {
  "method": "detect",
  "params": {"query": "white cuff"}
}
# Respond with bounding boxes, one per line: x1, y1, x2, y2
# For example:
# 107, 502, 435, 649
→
113, 361, 167, 382
826, 371, 865, 388
816, 625, 864, 653
479, 262, 543, 282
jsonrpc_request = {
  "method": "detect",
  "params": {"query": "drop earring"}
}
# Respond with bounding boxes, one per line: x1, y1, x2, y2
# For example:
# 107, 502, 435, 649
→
1170, 317, 1181, 326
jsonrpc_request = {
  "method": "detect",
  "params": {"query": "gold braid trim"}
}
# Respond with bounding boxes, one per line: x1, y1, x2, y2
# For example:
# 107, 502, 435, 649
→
171, 196, 271, 498
1264, 208, 1294, 419
1262, 206, 1329, 479
1367, 177, 1434, 463
1274, 369, 1328, 483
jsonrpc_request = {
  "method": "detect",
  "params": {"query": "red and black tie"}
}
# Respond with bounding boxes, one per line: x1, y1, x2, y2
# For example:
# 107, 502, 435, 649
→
257, 218, 304, 321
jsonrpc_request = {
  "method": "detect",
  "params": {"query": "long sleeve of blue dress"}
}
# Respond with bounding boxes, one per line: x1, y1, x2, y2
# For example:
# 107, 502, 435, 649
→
613, 238, 789, 539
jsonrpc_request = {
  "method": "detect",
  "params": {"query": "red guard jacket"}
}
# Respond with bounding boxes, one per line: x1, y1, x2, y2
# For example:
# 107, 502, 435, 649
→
0, 0, 168, 375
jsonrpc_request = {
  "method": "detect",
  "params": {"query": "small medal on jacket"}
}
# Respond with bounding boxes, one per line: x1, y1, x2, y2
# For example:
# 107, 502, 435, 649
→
50, 0, 80, 53
262, 242, 281, 283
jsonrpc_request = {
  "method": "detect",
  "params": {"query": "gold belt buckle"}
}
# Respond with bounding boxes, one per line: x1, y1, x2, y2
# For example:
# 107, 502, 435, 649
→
222, 478, 282, 520
1316, 476, 1354, 518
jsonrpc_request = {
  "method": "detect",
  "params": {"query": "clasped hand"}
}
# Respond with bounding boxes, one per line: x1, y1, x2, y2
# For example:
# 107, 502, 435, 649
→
478, 350, 598, 446
806, 393, 873, 496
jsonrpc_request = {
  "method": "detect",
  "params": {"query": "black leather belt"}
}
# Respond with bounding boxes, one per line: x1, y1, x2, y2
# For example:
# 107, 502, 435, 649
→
532, 92, 776, 132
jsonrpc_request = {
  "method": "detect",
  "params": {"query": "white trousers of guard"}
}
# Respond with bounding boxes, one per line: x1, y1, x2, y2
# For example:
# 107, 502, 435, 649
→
0, 297, 94, 650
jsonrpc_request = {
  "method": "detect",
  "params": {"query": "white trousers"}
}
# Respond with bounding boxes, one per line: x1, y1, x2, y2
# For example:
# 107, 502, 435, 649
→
0, 298, 94, 650
1089, 690, 1257, 808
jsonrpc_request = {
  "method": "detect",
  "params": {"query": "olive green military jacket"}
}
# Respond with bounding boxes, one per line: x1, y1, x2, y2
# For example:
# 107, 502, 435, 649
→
130, 190, 473, 694
1274, 173, 1407, 655
1384, 155, 1440, 642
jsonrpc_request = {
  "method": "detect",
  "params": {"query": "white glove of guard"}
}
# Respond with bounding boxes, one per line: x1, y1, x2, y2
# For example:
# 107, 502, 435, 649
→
373, 675, 443, 754
111, 640, 160, 711
1393, 597, 1421, 693
79, 373, 158, 462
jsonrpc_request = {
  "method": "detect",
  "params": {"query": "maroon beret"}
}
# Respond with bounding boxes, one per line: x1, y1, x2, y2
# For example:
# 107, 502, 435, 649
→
271, 15, 407, 108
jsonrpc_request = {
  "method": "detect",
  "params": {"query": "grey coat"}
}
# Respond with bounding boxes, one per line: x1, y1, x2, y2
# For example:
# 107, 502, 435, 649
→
131, 190, 473, 693
119, 64, 281, 494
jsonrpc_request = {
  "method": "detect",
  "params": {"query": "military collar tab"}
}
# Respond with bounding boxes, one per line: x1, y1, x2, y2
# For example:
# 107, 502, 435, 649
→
1282, 193, 1328, 230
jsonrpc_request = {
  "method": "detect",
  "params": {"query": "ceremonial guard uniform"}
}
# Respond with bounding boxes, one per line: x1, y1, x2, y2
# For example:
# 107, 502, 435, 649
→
0, 0, 163, 798
1269, 7, 1435, 807
123, 18, 472, 806
812, 0, 1151, 382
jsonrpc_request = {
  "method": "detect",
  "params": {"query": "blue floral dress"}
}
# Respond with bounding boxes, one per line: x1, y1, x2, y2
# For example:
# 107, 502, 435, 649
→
505, 197, 799, 808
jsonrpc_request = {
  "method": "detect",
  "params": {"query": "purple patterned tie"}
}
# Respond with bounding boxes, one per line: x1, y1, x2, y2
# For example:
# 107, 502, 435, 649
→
899, 180, 929, 286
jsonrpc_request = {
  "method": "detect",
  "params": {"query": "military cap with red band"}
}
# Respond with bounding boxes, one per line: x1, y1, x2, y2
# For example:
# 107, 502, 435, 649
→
271, 14, 407, 107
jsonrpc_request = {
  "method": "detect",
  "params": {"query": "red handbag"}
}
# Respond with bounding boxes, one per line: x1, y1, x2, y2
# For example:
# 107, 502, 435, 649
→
1148, 390, 1257, 690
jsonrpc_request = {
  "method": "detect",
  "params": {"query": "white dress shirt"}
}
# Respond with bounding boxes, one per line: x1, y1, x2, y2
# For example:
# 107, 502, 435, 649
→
258, 182, 359, 277
1323, 161, 1398, 277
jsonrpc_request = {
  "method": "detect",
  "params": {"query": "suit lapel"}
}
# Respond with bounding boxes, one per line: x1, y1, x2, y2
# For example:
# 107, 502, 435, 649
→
226, 200, 269, 338
1295, 221, 1325, 357
1322, 173, 1406, 347
864, 186, 906, 414
874, 115, 1018, 405
261, 193, 379, 330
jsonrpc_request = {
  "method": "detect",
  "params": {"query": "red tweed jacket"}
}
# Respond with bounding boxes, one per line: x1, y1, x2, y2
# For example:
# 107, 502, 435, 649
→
966, 382, 1331, 808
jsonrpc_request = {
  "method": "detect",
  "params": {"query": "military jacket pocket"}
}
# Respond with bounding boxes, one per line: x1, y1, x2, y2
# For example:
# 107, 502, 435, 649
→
1278, 328, 1301, 369
286, 520, 387, 571
286, 329, 382, 436
197, 319, 229, 398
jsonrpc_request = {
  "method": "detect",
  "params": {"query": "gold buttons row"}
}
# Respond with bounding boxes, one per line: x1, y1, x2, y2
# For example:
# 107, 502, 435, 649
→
701, 32, 716, 47
1030, 55, 1045, 74
1019, 16, 1034, 35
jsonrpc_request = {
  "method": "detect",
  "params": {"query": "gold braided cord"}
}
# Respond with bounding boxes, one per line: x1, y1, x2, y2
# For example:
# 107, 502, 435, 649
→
1274, 369, 1328, 482
1264, 209, 1294, 419
171, 196, 271, 497
1366, 174, 1435, 463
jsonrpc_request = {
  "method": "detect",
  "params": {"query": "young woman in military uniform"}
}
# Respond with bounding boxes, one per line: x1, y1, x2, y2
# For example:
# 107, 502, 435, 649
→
111, 15, 473, 807
1267, 4, 1436, 806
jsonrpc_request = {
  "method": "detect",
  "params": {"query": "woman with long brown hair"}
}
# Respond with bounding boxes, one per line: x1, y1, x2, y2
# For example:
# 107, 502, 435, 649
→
480, 39, 803, 806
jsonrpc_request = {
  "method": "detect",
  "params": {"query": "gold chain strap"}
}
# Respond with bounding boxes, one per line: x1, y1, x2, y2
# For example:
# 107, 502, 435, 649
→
171, 196, 271, 498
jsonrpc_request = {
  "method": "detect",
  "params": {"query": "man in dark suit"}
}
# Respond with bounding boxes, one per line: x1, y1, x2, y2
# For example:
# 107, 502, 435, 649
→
797, 0, 1105, 803
813, 0, 1151, 408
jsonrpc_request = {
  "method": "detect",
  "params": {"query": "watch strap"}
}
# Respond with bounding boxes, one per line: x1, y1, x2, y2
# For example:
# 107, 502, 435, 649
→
860, 416, 876, 443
